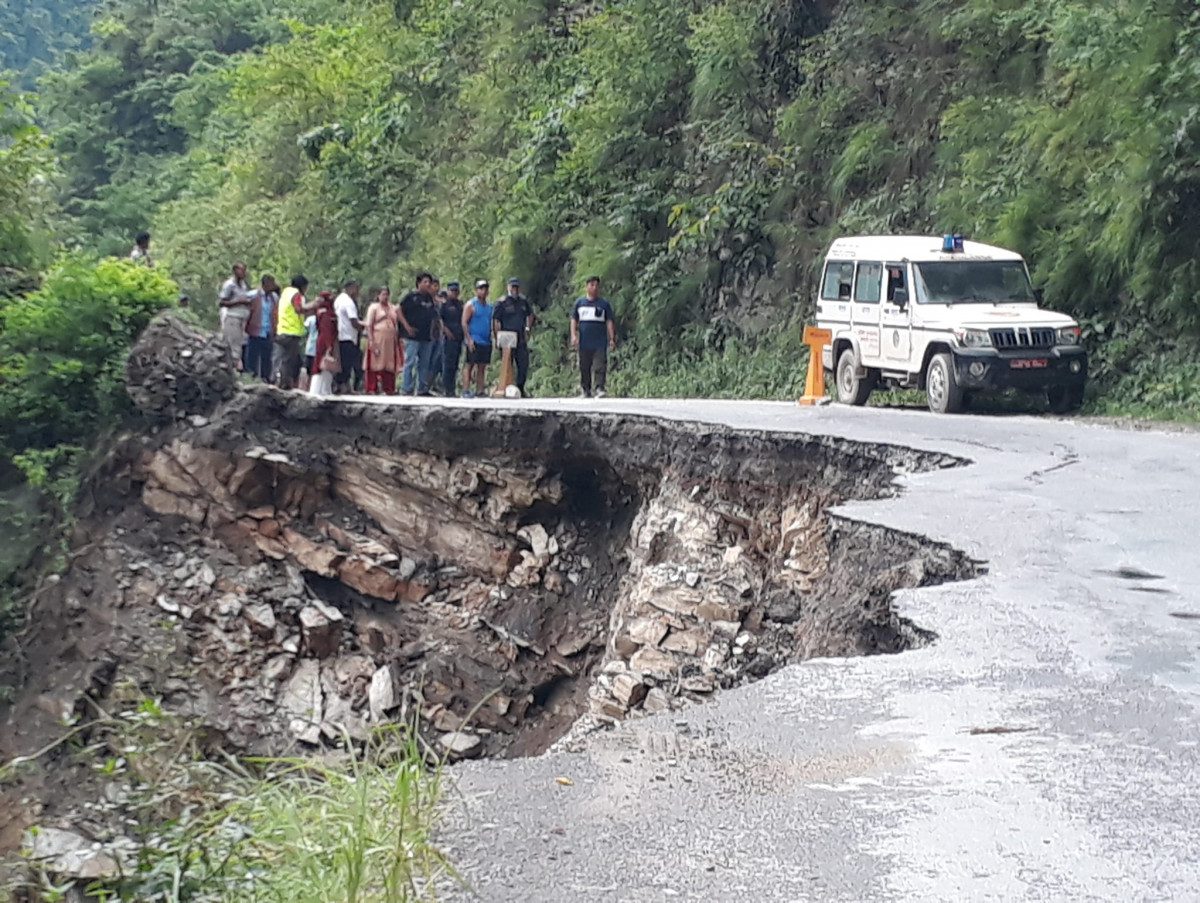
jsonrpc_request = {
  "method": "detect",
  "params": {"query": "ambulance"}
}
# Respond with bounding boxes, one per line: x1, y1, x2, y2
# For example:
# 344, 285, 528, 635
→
816, 235, 1087, 413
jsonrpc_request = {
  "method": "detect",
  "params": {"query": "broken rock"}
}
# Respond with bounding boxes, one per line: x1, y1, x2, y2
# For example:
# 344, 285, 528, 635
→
300, 600, 344, 659
517, 523, 552, 561
24, 827, 120, 881
630, 647, 679, 679
243, 602, 277, 638
368, 665, 400, 723
643, 687, 672, 715
339, 556, 399, 600
439, 731, 483, 759
626, 617, 669, 648
280, 659, 323, 744
611, 672, 648, 708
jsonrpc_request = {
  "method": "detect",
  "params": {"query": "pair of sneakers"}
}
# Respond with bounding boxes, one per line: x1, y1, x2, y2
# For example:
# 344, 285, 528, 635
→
578, 388, 608, 399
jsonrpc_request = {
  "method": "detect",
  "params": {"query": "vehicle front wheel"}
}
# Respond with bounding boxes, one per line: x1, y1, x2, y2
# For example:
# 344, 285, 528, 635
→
836, 348, 874, 406
925, 353, 964, 414
1047, 385, 1084, 414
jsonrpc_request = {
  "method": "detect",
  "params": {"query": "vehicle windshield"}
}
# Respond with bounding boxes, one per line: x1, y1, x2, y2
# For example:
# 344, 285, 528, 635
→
913, 261, 1035, 304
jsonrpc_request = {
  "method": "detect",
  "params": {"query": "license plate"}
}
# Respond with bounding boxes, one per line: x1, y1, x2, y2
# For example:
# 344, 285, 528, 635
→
1010, 359, 1048, 369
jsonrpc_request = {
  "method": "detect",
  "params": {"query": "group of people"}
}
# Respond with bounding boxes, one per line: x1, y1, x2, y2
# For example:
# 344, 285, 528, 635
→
209, 265, 618, 399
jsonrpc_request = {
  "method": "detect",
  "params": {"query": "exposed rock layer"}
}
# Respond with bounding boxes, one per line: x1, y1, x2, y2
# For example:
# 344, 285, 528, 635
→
1, 316, 980, 849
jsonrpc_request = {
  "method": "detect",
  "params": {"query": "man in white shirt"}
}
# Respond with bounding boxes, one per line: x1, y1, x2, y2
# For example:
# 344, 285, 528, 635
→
218, 262, 251, 371
333, 279, 363, 393
129, 231, 153, 267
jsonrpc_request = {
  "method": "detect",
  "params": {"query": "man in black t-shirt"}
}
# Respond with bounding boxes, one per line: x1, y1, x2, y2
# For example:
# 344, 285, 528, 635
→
492, 277, 534, 395
570, 275, 616, 397
397, 271, 437, 395
438, 282, 465, 395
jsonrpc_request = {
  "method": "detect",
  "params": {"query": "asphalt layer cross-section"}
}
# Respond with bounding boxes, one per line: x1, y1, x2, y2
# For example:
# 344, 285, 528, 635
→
358, 396, 1200, 902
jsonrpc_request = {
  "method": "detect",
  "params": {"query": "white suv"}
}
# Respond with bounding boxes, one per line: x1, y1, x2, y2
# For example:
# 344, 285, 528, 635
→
815, 235, 1087, 414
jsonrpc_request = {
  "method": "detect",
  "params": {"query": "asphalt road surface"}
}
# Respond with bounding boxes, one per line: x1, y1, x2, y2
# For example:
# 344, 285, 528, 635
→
365, 397, 1200, 902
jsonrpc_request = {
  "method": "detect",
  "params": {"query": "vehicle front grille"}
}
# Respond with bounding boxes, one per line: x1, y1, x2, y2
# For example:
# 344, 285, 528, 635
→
990, 327, 1056, 350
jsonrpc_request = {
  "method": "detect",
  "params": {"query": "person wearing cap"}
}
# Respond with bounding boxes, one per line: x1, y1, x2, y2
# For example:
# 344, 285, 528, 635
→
461, 279, 493, 397
493, 277, 534, 396
570, 275, 616, 397
439, 281, 465, 396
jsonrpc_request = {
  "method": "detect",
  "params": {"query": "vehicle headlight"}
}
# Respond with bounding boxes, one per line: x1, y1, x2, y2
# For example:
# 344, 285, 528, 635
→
953, 328, 992, 348
1057, 325, 1081, 345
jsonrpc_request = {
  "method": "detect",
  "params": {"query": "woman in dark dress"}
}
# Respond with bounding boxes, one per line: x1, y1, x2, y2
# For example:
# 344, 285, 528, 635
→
309, 290, 340, 396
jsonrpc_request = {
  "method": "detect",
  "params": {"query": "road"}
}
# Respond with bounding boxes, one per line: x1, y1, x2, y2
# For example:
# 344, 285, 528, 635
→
366, 398, 1200, 902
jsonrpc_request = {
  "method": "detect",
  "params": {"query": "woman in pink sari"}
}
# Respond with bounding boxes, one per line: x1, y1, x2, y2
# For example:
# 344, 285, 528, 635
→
364, 286, 402, 394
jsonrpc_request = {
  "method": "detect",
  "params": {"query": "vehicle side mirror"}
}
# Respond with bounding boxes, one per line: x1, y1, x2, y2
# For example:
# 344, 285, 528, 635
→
838, 284, 851, 300
1034, 288, 1045, 304
892, 288, 909, 308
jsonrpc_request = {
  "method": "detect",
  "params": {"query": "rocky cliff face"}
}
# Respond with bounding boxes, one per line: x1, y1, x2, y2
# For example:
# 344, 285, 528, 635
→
0, 316, 979, 846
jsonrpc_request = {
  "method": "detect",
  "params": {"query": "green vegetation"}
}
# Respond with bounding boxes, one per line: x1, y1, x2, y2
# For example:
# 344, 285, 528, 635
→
0, 0, 99, 88
0, 80, 52, 287
12, 0, 1195, 418
6, 692, 452, 902
0, 255, 176, 642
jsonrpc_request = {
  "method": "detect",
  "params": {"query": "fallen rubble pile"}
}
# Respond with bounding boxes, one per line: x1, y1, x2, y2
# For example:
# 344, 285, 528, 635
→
0, 315, 980, 858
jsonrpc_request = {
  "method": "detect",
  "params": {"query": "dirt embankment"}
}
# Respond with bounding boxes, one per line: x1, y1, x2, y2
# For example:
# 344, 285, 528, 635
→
0, 315, 981, 853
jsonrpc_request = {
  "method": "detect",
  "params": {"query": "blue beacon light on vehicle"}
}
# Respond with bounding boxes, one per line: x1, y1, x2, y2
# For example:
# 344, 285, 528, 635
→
942, 234, 966, 252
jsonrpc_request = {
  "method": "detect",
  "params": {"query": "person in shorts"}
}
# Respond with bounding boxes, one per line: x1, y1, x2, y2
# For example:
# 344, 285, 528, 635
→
493, 277, 534, 395
461, 279, 493, 397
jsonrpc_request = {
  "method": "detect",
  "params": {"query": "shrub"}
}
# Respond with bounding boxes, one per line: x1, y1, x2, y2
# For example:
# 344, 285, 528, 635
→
0, 255, 177, 465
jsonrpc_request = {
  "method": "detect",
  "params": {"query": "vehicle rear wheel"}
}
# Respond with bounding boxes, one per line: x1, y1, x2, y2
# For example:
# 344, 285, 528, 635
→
925, 353, 964, 414
1047, 385, 1084, 414
836, 348, 874, 406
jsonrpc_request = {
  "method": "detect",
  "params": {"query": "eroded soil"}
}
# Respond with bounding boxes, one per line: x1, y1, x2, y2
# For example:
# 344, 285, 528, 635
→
0, 315, 982, 860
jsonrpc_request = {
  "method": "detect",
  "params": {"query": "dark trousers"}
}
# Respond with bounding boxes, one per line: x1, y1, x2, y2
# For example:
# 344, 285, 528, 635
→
442, 338, 463, 394
579, 347, 608, 394
430, 338, 444, 390
514, 343, 530, 391
246, 335, 273, 382
335, 340, 361, 389
274, 334, 303, 388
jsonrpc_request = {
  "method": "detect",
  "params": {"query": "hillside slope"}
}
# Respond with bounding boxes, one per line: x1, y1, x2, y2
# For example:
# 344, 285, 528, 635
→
21, 0, 1200, 411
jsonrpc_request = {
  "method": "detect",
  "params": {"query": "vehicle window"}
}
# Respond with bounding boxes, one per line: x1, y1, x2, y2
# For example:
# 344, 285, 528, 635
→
913, 261, 1036, 304
821, 262, 854, 301
854, 262, 882, 303
885, 264, 907, 302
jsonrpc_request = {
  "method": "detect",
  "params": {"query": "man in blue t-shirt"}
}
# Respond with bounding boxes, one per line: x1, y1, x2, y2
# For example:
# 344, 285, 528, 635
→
569, 275, 616, 397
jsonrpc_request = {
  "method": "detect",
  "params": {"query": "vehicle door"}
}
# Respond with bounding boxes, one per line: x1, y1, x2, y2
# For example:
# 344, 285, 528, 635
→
881, 262, 912, 367
852, 261, 883, 365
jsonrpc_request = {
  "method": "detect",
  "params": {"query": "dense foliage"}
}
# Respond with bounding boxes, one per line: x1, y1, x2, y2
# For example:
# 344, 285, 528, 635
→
0, 257, 176, 642
19, 0, 1198, 414
0, 80, 53, 288
0, 0, 98, 87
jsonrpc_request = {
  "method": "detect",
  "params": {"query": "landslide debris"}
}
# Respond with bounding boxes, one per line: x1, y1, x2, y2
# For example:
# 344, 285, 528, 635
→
0, 315, 980, 854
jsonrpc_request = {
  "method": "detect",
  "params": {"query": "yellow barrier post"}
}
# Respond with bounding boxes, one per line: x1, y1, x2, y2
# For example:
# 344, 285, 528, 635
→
798, 326, 833, 406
